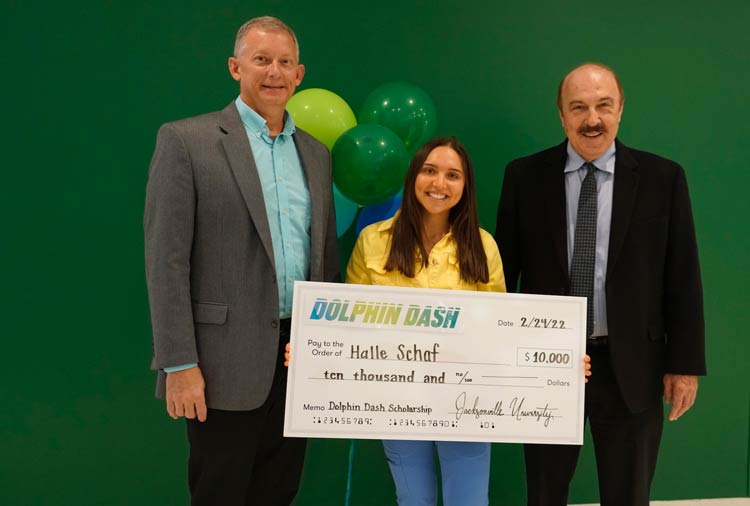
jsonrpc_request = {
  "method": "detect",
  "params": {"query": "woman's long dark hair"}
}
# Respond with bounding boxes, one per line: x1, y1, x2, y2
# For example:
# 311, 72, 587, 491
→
384, 137, 489, 283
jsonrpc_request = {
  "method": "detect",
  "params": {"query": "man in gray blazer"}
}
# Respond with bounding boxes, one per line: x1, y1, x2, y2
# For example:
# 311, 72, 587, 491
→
144, 16, 339, 505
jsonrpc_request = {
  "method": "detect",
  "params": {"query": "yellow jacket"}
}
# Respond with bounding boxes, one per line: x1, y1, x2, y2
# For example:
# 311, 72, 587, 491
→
346, 216, 506, 292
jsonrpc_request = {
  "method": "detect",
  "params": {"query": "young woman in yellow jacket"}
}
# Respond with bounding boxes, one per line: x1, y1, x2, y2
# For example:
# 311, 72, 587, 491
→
346, 137, 504, 506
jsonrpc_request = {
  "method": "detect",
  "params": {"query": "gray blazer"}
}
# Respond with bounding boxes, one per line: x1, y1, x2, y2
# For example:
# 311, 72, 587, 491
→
144, 102, 340, 410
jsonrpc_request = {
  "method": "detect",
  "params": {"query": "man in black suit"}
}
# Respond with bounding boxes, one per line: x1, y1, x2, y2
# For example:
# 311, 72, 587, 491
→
494, 63, 705, 505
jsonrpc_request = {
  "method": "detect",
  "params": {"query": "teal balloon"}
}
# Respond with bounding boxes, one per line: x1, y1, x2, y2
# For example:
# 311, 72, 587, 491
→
333, 184, 359, 237
287, 88, 357, 150
358, 82, 438, 152
332, 124, 409, 206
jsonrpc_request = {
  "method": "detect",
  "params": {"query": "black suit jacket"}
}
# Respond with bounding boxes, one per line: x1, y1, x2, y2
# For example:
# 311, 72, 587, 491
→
495, 139, 705, 413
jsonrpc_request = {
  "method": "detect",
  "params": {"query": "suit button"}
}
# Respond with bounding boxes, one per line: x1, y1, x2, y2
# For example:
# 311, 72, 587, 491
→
271, 320, 278, 328
272, 274, 277, 284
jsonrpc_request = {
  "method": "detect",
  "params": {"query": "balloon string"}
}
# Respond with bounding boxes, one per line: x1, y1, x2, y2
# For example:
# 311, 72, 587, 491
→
344, 439, 355, 505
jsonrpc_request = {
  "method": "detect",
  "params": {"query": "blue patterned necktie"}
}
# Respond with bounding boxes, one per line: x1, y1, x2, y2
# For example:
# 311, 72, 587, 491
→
569, 162, 597, 338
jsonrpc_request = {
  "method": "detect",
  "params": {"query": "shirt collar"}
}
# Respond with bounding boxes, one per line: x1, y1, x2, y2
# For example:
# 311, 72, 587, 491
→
564, 141, 616, 174
234, 96, 296, 139
376, 215, 398, 233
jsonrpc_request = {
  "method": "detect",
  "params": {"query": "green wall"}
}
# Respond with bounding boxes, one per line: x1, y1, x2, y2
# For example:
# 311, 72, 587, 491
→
3, 0, 748, 504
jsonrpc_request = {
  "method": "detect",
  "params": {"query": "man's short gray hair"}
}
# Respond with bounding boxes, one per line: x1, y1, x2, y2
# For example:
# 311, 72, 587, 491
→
233, 16, 299, 60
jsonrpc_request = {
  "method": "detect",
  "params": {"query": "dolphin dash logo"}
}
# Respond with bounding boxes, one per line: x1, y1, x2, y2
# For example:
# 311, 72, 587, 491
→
308, 298, 461, 329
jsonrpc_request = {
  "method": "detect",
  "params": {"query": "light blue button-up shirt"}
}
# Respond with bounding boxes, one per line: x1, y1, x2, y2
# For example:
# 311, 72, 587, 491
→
235, 96, 312, 319
564, 142, 615, 337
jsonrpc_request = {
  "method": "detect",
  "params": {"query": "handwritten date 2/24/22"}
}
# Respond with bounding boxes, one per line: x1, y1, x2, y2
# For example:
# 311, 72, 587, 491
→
496, 318, 567, 329
520, 317, 566, 329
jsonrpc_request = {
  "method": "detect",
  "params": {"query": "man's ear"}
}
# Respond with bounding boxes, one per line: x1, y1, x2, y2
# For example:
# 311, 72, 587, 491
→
228, 57, 241, 82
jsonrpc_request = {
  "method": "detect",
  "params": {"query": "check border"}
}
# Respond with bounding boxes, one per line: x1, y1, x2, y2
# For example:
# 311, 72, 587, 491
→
284, 281, 586, 445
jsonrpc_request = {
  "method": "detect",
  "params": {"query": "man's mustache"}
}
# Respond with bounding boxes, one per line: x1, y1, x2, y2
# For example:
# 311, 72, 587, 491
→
578, 124, 607, 135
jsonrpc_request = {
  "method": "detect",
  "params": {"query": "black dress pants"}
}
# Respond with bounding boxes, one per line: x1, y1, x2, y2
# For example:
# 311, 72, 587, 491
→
524, 344, 663, 506
186, 319, 306, 506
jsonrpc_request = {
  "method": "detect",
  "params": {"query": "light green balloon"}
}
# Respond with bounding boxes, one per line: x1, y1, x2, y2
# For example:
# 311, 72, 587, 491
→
287, 88, 357, 150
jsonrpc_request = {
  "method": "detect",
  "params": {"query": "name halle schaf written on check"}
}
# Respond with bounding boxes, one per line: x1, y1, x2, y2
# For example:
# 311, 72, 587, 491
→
305, 297, 460, 390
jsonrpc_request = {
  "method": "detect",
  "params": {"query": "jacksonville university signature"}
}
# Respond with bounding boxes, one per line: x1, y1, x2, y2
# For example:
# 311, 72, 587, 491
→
452, 392, 557, 427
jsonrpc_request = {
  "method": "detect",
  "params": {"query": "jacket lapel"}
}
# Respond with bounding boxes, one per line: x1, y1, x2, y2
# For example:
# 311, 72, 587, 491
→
294, 131, 326, 280
218, 103, 276, 266
607, 139, 639, 277
542, 142, 570, 280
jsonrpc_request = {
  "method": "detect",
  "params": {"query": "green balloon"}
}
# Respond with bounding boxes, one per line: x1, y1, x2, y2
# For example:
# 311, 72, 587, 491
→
358, 82, 438, 152
332, 124, 409, 206
287, 88, 357, 150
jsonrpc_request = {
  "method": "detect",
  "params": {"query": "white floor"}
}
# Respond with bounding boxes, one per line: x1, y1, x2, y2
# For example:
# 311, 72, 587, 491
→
576, 499, 749, 506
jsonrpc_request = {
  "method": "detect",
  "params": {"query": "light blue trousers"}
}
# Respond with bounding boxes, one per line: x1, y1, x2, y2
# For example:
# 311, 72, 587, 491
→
382, 439, 490, 506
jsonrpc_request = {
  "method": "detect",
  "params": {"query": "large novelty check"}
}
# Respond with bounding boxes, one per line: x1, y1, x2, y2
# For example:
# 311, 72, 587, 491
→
284, 282, 587, 445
